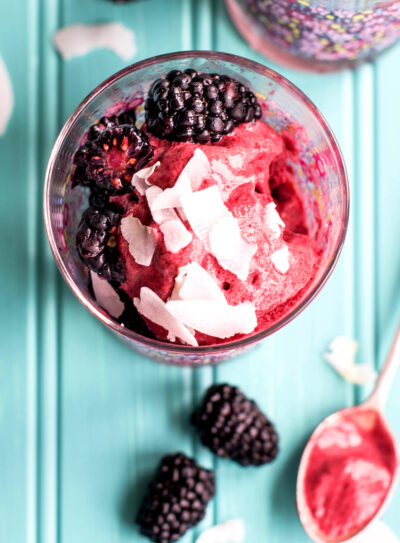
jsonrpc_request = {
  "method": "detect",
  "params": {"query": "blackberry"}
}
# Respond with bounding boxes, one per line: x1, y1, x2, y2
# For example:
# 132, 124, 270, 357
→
77, 125, 154, 195
145, 69, 262, 143
76, 205, 125, 282
117, 298, 156, 339
192, 384, 279, 466
88, 109, 136, 141
137, 453, 215, 543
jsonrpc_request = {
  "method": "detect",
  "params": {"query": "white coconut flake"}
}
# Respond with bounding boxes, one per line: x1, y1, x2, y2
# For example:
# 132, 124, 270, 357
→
196, 519, 245, 543
160, 220, 192, 253
228, 154, 243, 170
209, 215, 257, 280
0, 55, 14, 136
348, 521, 400, 543
132, 161, 160, 195
271, 244, 290, 274
120, 215, 156, 266
150, 149, 211, 211
146, 185, 179, 225
171, 262, 227, 304
179, 148, 212, 191
166, 300, 257, 339
53, 23, 137, 61
324, 336, 377, 385
90, 271, 124, 319
264, 202, 285, 240
180, 185, 230, 241
134, 287, 198, 346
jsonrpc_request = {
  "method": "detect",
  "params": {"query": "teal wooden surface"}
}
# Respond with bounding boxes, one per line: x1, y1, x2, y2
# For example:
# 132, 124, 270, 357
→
1, 0, 400, 542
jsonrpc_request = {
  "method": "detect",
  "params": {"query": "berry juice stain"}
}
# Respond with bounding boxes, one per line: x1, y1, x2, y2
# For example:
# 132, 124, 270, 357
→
303, 409, 397, 541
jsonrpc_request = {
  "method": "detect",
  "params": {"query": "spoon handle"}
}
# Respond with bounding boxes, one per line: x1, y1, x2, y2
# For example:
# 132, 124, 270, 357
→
367, 320, 400, 412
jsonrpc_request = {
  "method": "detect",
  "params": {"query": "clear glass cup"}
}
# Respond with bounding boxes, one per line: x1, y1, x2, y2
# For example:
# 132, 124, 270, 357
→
44, 51, 349, 366
226, 0, 400, 72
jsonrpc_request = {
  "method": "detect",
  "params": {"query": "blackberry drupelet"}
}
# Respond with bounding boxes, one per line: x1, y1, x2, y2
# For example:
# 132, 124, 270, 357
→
137, 453, 215, 543
192, 384, 279, 466
145, 69, 262, 143
88, 109, 137, 141
77, 125, 154, 195
76, 205, 125, 282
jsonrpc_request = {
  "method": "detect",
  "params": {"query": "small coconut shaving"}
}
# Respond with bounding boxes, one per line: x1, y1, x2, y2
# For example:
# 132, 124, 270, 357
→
134, 287, 197, 346
0, 55, 14, 136
120, 215, 156, 267
132, 161, 160, 195
324, 336, 377, 385
196, 519, 245, 543
53, 23, 137, 61
90, 271, 124, 319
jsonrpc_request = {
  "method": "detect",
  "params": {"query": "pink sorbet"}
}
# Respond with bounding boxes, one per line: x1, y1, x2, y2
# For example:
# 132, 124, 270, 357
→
303, 408, 397, 541
113, 121, 322, 346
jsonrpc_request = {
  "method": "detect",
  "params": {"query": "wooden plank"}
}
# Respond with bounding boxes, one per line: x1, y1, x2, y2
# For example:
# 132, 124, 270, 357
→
374, 41, 400, 528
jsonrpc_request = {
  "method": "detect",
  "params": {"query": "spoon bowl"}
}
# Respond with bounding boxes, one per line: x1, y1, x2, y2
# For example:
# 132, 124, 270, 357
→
297, 321, 400, 542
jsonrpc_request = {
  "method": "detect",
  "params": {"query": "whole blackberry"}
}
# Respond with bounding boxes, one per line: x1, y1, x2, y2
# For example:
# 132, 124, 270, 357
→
137, 453, 215, 543
192, 384, 279, 466
76, 205, 125, 282
145, 69, 262, 143
77, 125, 154, 195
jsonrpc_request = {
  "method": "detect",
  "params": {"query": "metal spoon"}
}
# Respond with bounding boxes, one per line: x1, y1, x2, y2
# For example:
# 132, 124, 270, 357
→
297, 321, 400, 542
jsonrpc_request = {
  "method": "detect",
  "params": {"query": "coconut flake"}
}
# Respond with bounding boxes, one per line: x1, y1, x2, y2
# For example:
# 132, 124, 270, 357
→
270, 244, 290, 274
228, 154, 244, 170
146, 185, 179, 225
171, 262, 227, 304
180, 185, 230, 241
324, 336, 377, 385
179, 148, 211, 191
90, 271, 124, 319
134, 287, 197, 346
120, 215, 156, 266
53, 23, 137, 61
264, 202, 285, 240
150, 149, 211, 211
209, 215, 257, 280
0, 56, 14, 136
160, 220, 192, 253
132, 161, 160, 195
348, 521, 399, 543
166, 299, 257, 339
196, 519, 245, 543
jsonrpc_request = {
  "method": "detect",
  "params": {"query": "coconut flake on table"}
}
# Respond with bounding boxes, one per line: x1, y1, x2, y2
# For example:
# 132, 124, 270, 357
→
324, 336, 377, 385
132, 161, 160, 195
348, 520, 399, 543
264, 202, 285, 240
159, 219, 192, 253
170, 262, 227, 304
0, 55, 14, 136
120, 215, 156, 266
90, 271, 124, 319
180, 185, 230, 241
134, 287, 198, 346
270, 244, 290, 274
209, 215, 257, 280
166, 299, 257, 339
196, 519, 245, 543
150, 148, 211, 211
53, 23, 137, 61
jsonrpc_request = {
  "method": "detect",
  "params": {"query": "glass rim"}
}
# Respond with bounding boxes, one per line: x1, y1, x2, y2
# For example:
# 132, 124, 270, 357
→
43, 50, 349, 355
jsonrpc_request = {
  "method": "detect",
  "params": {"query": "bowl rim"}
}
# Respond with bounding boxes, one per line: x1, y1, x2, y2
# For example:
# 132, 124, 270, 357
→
43, 50, 349, 355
